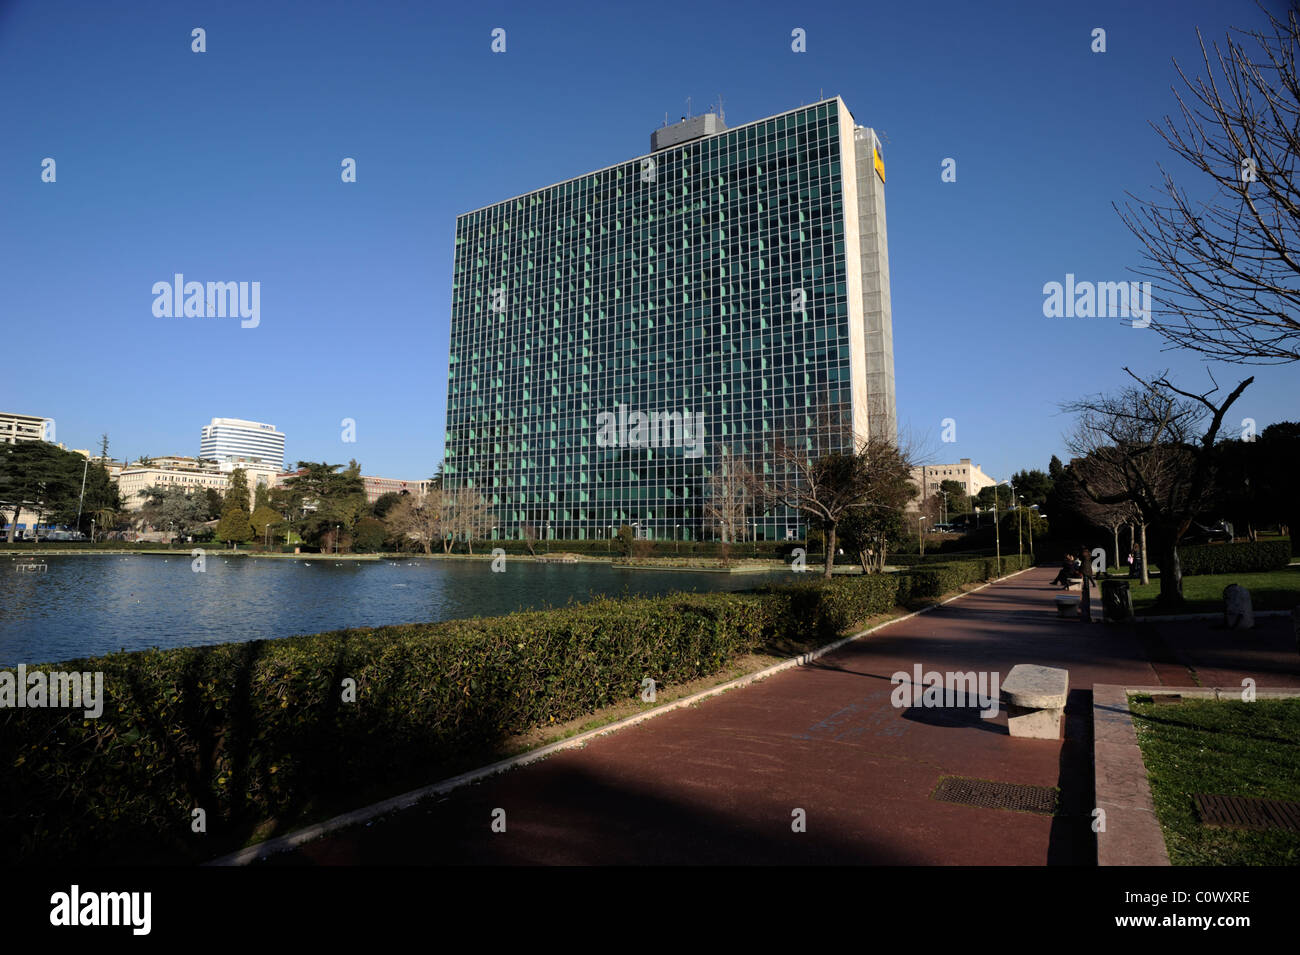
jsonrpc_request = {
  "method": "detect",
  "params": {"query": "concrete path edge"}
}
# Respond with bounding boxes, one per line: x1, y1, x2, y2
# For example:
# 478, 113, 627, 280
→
206, 567, 1033, 866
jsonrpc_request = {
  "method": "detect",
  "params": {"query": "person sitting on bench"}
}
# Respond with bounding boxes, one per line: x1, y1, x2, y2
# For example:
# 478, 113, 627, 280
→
1051, 554, 1077, 588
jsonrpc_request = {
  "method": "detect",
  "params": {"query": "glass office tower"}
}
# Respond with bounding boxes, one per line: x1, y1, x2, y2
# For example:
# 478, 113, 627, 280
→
444, 97, 896, 541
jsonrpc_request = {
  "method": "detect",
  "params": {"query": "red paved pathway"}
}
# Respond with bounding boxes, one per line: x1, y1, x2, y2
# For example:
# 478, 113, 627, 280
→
266, 567, 1300, 865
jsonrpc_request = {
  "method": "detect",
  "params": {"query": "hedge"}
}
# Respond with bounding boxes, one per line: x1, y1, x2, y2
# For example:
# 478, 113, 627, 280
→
0, 555, 1029, 865
1175, 540, 1291, 575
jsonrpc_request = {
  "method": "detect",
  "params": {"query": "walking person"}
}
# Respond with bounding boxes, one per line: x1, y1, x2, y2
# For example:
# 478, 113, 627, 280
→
1078, 544, 1095, 623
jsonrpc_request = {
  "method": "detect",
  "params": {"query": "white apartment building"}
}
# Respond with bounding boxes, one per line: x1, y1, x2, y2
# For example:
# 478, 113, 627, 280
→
0, 411, 49, 445
199, 417, 286, 472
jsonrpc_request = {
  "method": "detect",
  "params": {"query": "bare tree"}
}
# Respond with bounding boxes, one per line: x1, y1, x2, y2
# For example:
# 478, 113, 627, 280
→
385, 489, 447, 555
444, 487, 492, 555
1116, 6, 1300, 363
703, 446, 751, 545
1063, 367, 1252, 607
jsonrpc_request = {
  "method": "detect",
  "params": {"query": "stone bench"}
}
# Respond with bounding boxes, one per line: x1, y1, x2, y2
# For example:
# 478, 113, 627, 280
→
1066, 577, 1083, 592
1054, 593, 1080, 617
1001, 664, 1069, 739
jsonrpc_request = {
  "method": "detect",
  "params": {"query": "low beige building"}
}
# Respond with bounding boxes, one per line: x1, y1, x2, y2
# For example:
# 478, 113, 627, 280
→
362, 475, 430, 504
907, 458, 997, 511
115, 458, 230, 510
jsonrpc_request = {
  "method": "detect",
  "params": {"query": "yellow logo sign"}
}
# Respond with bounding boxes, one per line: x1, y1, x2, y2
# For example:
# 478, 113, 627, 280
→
873, 147, 886, 183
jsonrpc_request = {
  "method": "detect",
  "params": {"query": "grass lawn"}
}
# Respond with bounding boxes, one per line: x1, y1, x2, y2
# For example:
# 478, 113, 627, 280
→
1106, 565, 1300, 615
1130, 696, 1300, 865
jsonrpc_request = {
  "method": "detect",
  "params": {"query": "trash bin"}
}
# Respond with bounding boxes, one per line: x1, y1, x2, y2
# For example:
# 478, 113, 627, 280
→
1101, 579, 1133, 623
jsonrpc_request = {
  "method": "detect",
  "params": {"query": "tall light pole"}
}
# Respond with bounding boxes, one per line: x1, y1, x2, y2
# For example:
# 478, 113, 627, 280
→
918, 515, 926, 556
1016, 494, 1024, 556
1009, 480, 1022, 555
74, 457, 89, 532
992, 500, 1001, 574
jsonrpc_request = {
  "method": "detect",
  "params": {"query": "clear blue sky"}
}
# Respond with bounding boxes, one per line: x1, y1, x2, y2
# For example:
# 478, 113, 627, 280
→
2, 0, 1294, 481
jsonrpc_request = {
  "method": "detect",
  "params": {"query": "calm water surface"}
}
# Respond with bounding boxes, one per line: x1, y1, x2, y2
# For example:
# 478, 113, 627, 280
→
0, 555, 780, 666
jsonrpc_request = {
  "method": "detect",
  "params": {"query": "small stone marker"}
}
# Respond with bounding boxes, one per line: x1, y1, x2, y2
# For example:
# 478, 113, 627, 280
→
1223, 584, 1254, 630
1001, 664, 1069, 740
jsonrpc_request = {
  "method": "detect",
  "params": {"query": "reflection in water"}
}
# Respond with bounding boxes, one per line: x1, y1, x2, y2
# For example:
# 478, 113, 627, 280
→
0, 556, 781, 666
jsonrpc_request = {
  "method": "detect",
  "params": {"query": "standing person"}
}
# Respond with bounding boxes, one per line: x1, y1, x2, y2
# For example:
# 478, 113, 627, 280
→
1127, 551, 1136, 579
1078, 543, 1095, 623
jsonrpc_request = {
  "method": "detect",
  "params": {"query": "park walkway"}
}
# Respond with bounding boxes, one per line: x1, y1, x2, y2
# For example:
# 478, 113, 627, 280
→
270, 566, 1300, 865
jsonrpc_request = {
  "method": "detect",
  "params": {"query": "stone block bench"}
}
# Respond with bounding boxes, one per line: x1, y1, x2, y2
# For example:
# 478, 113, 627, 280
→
1054, 593, 1080, 617
1066, 577, 1083, 592
1001, 664, 1069, 739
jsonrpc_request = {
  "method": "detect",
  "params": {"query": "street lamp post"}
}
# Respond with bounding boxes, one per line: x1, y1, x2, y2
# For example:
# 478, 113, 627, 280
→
675, 523, 680, 554
918, 515, 926, 556
1016, 494, 1024, 557
335, 524, 340, 555
992, 499, 1001, 574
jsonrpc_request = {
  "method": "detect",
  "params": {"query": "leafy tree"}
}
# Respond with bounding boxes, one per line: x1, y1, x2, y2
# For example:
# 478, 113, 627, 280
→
276, 460, 367, 550
937, 479, 970, 517
136, 486, 210, 541
352, 517, 387, 553
371, 491, 406, 520
254, 482, 270, 510
250, 505, 281, 542
215, 505, 254, 544
0, 442, 84, 542
201, 487, 224, 521
223, 468, 251, 513
757, 434, 916, 579
1008, 468, 1053, 508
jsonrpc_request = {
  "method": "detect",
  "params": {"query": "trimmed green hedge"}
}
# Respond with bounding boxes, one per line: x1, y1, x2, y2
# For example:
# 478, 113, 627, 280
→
895, 554, 1035, 601
0, 554, 1030, 864
1176, 540, 1291, 575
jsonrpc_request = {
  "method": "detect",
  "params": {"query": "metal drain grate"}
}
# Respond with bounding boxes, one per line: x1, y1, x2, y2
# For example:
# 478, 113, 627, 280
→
1194, 794, 1300, 832
930, 776, 1058, 815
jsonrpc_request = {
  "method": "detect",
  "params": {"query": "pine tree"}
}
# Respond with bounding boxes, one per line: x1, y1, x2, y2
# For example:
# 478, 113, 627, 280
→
224, 468, 251, 513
